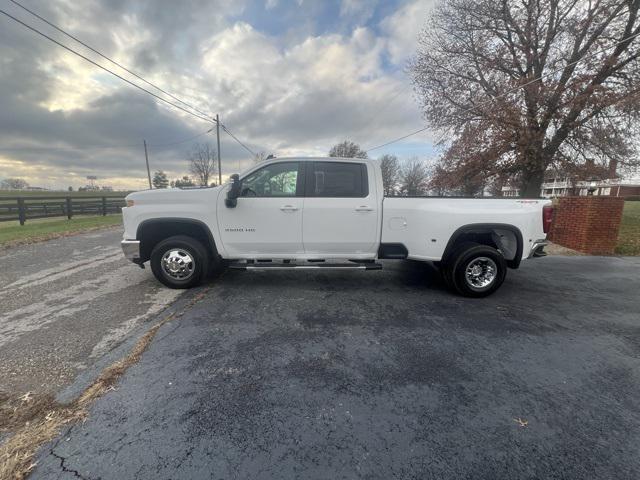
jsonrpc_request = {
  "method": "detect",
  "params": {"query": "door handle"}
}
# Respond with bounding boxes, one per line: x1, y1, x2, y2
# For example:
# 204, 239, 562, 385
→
355, 206, 374, 212
280, 205, 299, 211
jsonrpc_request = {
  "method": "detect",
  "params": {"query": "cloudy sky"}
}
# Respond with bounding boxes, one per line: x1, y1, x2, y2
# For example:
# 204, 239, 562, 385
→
0, 0, 436, 190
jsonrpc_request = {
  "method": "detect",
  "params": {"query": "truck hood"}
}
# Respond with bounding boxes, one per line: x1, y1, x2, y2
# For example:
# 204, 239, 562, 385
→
126, 185, 224, 205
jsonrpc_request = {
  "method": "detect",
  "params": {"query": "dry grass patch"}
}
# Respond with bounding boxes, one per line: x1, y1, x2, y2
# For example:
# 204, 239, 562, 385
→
0, 215, 122, 249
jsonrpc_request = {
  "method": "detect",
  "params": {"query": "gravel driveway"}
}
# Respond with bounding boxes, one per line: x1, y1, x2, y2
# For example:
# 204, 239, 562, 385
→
30, 255, 640, 479
0, 228, 185, 396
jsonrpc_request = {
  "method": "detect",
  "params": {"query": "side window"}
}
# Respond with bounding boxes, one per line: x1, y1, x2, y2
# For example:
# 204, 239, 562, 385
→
308, 162, 368, 198
240, 162, 301, 197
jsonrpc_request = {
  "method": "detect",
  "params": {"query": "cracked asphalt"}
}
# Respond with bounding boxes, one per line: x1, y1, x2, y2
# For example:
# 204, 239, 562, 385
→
31, 255, 640, 479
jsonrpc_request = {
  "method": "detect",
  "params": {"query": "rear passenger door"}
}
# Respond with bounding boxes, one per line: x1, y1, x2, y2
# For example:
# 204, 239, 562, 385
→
302, 161, 379, 256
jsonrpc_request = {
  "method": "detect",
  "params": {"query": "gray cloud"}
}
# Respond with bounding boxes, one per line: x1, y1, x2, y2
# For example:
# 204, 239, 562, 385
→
0, 0, 433, 189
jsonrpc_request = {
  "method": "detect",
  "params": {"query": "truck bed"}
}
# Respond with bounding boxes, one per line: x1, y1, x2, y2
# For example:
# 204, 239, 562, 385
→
381, 197, 550, 262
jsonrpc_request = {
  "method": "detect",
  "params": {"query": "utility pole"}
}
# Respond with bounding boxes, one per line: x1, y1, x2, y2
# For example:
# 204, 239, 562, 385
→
143, 139, 152, 189
216, 114, 222, 186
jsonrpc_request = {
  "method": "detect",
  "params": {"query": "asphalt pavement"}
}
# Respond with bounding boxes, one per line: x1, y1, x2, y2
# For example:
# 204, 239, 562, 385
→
0, 228, 185, 396
31, 255, 640, 479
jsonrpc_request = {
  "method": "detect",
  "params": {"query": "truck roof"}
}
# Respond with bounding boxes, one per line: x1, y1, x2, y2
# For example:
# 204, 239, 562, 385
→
266, 156, 373, 163
236, 156, 377, 182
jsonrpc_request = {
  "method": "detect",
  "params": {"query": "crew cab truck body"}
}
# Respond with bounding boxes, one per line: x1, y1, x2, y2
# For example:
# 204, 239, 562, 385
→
121, 157, 552, 297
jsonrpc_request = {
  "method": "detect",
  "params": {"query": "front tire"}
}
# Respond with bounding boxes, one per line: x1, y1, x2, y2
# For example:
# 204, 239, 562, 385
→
445, 243, 507, 297
150, 235, 209, 289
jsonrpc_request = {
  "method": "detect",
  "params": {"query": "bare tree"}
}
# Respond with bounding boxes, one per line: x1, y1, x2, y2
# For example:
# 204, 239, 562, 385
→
188, 143, 218, 186
0, 178, 29, 190
379, 154, 401, 196
254, 151, 268, 163
400, 159, 431, 196
411, 0, 640, 197
329, 140, 368, 159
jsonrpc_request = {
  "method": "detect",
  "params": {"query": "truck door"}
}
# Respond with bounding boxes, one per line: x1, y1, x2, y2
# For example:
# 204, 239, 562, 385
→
302, 161, 379, 256
218, 161, 304, 257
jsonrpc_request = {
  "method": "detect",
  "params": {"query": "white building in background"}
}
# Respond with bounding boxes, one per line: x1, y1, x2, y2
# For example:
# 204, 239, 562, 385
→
502, 175, 640, 198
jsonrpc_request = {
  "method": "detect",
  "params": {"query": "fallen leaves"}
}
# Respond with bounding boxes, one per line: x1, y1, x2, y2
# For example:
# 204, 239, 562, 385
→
514, 417, 528, 427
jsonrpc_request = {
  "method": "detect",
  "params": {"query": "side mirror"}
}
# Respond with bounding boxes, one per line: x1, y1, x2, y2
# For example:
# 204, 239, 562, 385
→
225, 174, 241, 208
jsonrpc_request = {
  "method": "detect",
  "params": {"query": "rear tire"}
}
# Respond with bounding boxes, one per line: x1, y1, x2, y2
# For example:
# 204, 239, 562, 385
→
443, 242, 507, 297
150, 235, 209, 289
440, 242, 476, 292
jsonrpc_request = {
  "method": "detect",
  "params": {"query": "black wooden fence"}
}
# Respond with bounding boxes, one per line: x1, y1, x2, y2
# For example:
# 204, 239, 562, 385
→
0, 195, 126, 225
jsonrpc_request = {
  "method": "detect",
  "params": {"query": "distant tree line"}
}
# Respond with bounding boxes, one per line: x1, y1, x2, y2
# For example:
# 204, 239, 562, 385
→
0, 178, 29, 190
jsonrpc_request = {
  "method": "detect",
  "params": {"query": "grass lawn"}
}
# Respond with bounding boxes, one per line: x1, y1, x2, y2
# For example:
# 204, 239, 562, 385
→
0, 214, 122, 247
616, 201, 640, 256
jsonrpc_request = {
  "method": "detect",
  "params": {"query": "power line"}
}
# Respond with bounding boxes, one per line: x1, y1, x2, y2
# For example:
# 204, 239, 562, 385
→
366, 126, 430, 152
366, 30, 640, 152
8, 0, 218, 124
0, 8, 216, 125
1, 6, 264, 159
221, 124, 257, 156
5, 0, 263, 159
151, 128, 214, 148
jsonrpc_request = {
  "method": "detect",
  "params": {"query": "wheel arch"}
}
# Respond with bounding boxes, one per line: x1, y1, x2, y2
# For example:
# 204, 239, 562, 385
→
442, 223, 523, 269
136, 218, 217, 263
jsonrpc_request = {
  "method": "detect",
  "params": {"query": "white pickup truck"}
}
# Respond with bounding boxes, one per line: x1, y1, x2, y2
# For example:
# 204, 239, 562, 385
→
121, 157, 552, 297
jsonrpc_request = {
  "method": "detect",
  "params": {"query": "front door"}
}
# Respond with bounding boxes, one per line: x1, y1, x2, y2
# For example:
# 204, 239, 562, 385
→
218, 161, 304, 257
302, 161, 379, 256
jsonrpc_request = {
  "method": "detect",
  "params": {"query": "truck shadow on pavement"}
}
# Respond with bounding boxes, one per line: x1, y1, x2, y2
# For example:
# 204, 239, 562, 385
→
200, 259, 557, 337
205, 259, 450, 293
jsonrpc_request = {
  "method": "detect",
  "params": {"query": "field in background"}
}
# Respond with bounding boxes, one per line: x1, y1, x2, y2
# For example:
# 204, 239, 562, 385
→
616, 201, 640, 256
0, 214, 122, 247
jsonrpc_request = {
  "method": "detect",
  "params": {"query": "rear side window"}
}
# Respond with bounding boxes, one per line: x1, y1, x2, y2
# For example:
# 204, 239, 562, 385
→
307, 162, 368, 197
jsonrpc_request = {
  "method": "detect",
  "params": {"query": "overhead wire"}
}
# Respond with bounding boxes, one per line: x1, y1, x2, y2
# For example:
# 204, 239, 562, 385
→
1, 7, 261, 156
7, 0, 218, 124
150, 128, 214, 148
6, 2, 638, 159
0, 8, 216, 125
221, 124, 257, 156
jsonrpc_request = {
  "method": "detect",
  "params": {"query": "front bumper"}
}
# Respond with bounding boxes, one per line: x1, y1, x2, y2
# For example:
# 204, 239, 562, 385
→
528, 239, 549, 258
121, 239, 141, 262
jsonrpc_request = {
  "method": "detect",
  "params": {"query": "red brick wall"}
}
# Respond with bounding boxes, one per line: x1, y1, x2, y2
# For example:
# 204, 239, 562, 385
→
548, 196, 624, 255
618, 185, 640, 197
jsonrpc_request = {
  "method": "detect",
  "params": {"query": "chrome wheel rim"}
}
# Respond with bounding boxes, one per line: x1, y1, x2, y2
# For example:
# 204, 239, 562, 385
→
464, 257, 497, 291
161, 249, 195, 280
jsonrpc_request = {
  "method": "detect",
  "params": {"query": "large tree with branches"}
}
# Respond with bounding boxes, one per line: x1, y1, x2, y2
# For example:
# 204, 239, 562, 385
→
412, 0, 640, 197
